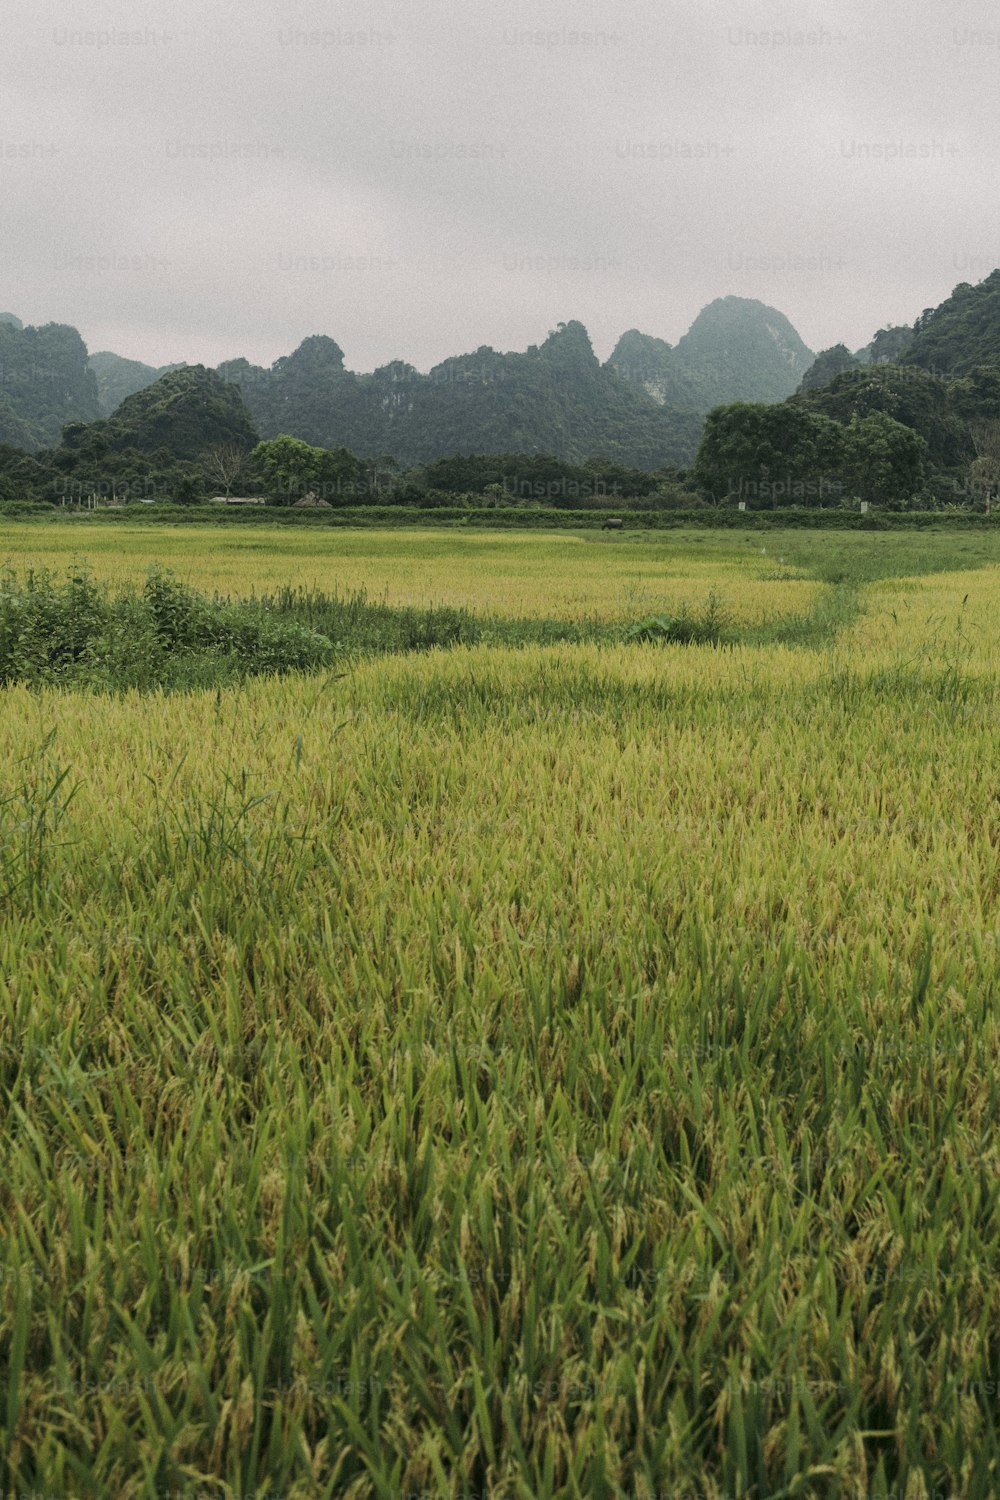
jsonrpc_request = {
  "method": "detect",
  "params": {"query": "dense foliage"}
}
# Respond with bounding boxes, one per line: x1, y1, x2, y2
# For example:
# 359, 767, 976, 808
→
88, 350, 184, 416
905, 269, 1000, 375
0, 567, 333, 689
223, 321, 705, 469
694, 398, 933, 507
693, 402, 853, 504
792, 363, 970, 471
0, 320, 101, 450
250, 434, 364, 502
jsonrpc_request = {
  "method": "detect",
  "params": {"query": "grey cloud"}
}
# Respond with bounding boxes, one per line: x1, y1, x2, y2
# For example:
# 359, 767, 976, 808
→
2, 0, 997, 372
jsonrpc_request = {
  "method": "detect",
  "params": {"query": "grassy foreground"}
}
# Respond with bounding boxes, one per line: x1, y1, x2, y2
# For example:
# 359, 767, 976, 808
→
2, 528, 1000, 1497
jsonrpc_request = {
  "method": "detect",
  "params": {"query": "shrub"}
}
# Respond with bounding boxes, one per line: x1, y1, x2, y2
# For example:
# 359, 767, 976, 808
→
624, 590, 729, 645
0, 567, 336, 690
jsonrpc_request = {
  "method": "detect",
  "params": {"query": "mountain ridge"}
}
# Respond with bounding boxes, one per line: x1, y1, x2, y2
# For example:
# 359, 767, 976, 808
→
2, 272, 998, 471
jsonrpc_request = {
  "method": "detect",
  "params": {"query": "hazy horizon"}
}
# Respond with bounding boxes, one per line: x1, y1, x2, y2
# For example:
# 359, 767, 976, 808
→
9, 293, 835, 376
4, 0, 998, 372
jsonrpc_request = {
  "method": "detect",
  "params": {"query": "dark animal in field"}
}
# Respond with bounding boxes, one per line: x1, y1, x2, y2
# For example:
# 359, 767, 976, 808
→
601, 518, 624, 530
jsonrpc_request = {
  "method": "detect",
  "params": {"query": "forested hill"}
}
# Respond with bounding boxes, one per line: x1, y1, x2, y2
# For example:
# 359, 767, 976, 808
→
0, 319, 101, 449
220, 321, 705, 469
608, 297, 814, 410
5, 271, 1000, 469
796, 271, 1000, 397
98, 366, 259, 459
88, 351, 186, 416
903, 270, 1000, 376
0, 303, 812, 468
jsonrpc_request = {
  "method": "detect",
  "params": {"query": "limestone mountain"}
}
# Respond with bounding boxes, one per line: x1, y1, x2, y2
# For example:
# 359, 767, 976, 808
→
0, 318, 101, 449
100, 365, 259, 459
88, 351, 186, 417
903, 270, 1000, 376
608, 297, 815, 412
221, 321, 704, 469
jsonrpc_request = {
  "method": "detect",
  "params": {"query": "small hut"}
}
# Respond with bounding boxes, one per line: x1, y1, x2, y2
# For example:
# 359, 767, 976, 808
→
291, 491, 333, 510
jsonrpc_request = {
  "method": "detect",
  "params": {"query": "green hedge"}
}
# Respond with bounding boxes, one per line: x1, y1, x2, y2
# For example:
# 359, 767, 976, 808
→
2, 500, 998, 531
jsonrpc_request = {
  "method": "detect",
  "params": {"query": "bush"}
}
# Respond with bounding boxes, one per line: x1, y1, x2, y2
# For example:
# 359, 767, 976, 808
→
624, 591, 730, 646
0, 567, 336, 690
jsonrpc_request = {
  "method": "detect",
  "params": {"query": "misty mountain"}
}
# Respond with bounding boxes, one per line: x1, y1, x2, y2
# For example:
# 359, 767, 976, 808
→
220, 321, 704, 469
797, 344, 861, 394
89, 350, 186, 417
0, 317, 101, 449
98, 366, 259, 460
608, 297, 815, 411
6, 272, 999, 474
903, 270, 1000, 377
85, 298, 817, 469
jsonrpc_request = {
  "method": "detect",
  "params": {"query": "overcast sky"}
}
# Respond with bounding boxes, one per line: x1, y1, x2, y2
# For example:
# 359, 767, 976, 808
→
3, 0, 998, 373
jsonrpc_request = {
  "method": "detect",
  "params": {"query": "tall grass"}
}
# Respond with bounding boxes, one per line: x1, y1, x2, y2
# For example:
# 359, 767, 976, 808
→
0, 567, 335, 690
1, 536, 1000, 1495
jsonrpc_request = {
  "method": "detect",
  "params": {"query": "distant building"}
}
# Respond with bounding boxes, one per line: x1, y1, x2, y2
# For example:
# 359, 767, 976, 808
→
291, 492, 333, 509
209, 495, 266, 506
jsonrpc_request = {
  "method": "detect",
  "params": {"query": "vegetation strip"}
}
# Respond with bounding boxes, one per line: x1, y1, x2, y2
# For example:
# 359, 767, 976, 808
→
1, 527, 999, 1495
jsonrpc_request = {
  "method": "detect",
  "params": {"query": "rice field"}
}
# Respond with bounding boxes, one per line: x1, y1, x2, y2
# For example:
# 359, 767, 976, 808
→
1, 524, 821, 625
3, 524, 1000, 1498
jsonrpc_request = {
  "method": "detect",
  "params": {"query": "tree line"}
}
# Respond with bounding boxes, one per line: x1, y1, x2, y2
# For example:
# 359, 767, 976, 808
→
1, 357, 999, 513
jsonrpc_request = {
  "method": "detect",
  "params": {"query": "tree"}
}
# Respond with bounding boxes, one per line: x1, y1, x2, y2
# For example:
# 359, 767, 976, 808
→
692, 402, 844, 505
968, 419, 1000, 511
250, 434, 324, 500
202, 442, 247, 497
316, 444, 363, 504
842, 412, 927, 505
249, 435, 362, 503
797, 345, 858, 394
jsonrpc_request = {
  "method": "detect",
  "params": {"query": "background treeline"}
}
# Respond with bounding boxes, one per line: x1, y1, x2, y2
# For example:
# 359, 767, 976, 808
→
2, 270, 1000, 513
0, 367, 696, 511
692, 362, 1000, 509
2, 359, 996, 514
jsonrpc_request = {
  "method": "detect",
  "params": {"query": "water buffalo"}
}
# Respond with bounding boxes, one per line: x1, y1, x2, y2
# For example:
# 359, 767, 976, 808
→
601, 518, 624, 530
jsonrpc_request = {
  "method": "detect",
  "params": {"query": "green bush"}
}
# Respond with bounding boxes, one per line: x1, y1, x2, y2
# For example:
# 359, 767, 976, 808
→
624, 590, 730, 645
0, 567, 335, 690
